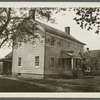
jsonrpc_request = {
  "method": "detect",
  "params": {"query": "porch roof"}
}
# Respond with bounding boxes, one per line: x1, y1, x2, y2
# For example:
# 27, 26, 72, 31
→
61, 50, 83, 59
0, 51, 12, 62
5, 52, 12, 58
0, 57, 12, 62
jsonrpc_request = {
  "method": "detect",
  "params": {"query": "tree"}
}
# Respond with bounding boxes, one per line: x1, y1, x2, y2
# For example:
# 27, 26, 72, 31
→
73, 7, 100, 34
0, 8, 29, 48
0, 7, 66, 48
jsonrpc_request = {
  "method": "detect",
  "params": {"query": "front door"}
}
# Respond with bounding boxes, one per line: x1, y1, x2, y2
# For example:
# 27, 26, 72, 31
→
62, 58, 71, 69
61, 58, 72, 75
3, 61, 12, 75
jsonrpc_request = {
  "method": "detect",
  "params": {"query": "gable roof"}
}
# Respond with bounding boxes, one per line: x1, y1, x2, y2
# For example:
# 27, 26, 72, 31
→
84, 50, 100, 58
5, 52, 12, 58
17, 18, 85, 45
0, 52, 12, 61
35, 20, 86, 45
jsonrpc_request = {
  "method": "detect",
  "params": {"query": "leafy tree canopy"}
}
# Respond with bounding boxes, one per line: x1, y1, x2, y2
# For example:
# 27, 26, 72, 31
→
73, 7, 100, 34
0, 7, 66, 48
0, 7, 99, 48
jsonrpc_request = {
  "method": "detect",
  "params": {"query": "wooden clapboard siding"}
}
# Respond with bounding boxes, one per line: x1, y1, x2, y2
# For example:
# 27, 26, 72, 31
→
12, 19, 85, 78
44, 32, 62, 74
44, 31, 84, 75
45, 45, 62, 74
12, 32, 45, 75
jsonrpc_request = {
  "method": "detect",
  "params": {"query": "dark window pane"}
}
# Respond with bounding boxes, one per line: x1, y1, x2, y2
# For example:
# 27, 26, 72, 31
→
18, 58, 21, 66
51, 57, 54, 67
58, 58, 62, 67
35, 56, 39, 66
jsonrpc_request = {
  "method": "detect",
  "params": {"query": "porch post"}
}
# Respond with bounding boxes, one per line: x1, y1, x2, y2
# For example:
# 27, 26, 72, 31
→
71, 58, 74, 69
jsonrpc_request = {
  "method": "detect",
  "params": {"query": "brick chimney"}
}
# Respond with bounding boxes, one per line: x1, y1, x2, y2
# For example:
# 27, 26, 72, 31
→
87, 48, 89, 52
65, 27, 70, 35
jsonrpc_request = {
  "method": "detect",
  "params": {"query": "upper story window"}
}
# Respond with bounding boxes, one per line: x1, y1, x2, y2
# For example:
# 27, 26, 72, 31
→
51, 36, 55, 46
68, 42, 70, 49
57, 39, 62, 47
74, 44, 77, 50
18, 42, 22, 48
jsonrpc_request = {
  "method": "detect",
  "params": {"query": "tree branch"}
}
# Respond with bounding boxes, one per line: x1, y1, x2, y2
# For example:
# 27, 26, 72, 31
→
0, 36, 8, 48
0, 8, 11, 35
11, 16, 26, 20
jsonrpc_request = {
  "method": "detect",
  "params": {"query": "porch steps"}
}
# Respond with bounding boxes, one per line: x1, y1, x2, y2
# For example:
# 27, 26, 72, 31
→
77, 71, 84, 78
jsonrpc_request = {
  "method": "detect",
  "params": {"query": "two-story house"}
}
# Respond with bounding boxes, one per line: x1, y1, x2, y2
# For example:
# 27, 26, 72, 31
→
12, 18, 85, 79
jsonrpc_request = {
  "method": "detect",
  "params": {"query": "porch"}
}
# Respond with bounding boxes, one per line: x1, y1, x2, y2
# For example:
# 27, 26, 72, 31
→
0, 52, 12, 75
60, 50, 83, 76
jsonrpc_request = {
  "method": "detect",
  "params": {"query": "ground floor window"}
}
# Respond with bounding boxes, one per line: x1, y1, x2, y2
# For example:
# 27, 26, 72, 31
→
51, 57, 55, 67
58, 58, 62, 67
35, 56, 39, 67
18, 57, 21, 66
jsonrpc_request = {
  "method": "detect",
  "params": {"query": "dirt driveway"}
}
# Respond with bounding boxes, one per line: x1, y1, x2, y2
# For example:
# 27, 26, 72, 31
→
0, 76, 100, 92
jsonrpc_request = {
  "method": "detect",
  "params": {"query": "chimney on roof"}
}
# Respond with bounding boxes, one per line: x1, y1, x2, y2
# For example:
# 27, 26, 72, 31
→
65, 27, 70, 35
87, 48, 89, 52
29, 9, 35, 20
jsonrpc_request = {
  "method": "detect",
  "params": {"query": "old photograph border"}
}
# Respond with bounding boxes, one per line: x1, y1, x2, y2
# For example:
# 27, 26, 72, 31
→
0, 2, 100, 98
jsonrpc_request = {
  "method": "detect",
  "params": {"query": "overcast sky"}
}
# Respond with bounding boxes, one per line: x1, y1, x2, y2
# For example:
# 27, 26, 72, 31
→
0, 8, 100, 58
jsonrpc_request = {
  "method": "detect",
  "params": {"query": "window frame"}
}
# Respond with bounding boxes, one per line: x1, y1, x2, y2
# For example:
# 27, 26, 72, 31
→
18, 41, 22, 48
51, 36, 55, 46
58, 58, 62, 68
35, 56, 39, 67
18, 57, 22, 66
51, 57, 55, 67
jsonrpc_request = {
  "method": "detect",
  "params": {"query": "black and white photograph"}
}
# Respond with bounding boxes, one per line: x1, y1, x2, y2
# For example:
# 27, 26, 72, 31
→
0, 2, 100, 95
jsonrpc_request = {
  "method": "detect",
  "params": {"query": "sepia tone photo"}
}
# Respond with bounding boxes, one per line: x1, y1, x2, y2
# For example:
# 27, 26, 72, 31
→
0, 3, 100, 94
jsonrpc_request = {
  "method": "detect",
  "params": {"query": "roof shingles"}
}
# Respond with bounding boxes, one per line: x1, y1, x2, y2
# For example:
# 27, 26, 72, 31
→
36, 20, 85, 45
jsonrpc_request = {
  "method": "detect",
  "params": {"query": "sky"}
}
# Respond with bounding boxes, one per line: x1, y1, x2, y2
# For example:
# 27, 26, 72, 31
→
0, 9, 100, 58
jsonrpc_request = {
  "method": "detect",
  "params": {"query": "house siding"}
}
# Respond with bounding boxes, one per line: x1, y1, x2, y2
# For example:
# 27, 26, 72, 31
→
12, 32, 45, 79
12, 20, 85, 79
44, 32, 84, 76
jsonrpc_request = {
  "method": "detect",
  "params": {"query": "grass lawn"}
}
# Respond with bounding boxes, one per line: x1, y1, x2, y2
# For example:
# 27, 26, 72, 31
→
0, 76, 100, 92
0, 77, 52, 92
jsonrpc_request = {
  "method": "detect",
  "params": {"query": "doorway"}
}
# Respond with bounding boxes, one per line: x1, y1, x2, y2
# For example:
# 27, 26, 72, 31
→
62, 58, 71, 69
3, 61, 12, 75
